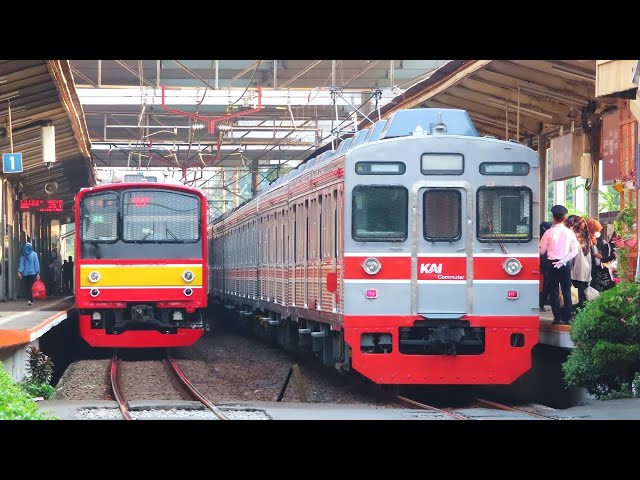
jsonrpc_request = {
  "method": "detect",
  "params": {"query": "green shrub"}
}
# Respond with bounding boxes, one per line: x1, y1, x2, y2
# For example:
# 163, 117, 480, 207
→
20, 382, 56, 400
563, 282, 640, 399
18, 345, 56, 400
0, 362, 51, 420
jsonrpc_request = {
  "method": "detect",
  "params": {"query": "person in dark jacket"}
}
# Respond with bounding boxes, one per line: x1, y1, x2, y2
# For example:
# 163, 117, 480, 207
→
587, 218, 616, 292
539, 221, 554, 311
62, 256, 74, 294
18, 242, 40, 306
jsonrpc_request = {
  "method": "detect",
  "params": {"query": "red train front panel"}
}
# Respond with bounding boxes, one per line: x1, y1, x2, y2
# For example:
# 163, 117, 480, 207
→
76, 182, 208, 348
341, 115, 540, 384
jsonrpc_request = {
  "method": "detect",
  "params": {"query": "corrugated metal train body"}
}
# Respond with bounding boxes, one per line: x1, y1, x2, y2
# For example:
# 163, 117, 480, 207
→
209, 108, 540, 385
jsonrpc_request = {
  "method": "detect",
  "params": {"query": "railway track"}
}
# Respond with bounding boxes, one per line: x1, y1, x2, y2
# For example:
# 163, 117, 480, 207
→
109, 350, 228, 420
392, 394, 472, 420
473, 397, 557, 420
163, 351, 228, 420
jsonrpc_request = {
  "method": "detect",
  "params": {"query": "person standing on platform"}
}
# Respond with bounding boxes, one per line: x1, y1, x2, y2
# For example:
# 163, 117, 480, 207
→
539, 221, 554, 312
539, 205, 580, 325
63, 256, 74, 294
588, 218, 616, 292
17, 242, 40, 306
565, 215, 592, 311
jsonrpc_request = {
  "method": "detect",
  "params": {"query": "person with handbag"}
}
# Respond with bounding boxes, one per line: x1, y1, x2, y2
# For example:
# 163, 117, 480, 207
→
17, 242, 40, 306
587, 218, 616, 292
565, 215, 592, 312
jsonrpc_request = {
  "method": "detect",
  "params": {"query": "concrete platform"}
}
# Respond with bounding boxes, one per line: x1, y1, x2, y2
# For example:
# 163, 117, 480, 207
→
35, 397, 640, 420
0, 296, 75, 348
538, 309, 574, 349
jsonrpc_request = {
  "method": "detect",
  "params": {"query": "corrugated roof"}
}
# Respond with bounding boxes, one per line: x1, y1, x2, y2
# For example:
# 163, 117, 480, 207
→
0, 60, 95, 217
358, 60, 617, 146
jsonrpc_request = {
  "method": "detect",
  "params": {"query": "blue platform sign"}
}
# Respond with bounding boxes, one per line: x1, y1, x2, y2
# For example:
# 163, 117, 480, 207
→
2, 152, 23, 173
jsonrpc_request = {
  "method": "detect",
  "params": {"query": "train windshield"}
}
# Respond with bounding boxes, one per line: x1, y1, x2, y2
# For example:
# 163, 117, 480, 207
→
352, 185, 408, 241
477, 187, 532, 242
81, 193, 119, 242
122, 190, 200, 242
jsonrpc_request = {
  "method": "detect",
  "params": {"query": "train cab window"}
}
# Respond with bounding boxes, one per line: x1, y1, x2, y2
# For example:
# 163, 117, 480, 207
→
352, 185, 408, 242
423, 189, 461, 241
122, 190, 200, 242
81, 193, 118, 242
477, 187, 532, 242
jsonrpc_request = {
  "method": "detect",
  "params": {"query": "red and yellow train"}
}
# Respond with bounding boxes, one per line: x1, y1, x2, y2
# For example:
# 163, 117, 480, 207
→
75, 179, 208, 348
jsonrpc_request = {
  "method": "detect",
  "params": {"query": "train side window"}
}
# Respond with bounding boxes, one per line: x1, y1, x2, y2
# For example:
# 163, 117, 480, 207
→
423, 189, 461, 241
477, 187, 532, 242
352, 185, 408, 242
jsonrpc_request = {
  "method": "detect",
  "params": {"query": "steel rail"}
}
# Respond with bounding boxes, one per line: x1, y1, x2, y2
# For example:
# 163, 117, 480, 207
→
394, 394, 471, 420
110, 353, 134, 420
474, 397, 556, 420
165, 353, 229, 420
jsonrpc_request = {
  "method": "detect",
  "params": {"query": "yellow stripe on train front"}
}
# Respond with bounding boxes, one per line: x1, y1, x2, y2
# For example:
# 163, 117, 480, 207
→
79, 265, 203, 287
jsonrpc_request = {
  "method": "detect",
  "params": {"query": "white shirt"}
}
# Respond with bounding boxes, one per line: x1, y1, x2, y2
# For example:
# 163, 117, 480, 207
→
539, 223, 580, 266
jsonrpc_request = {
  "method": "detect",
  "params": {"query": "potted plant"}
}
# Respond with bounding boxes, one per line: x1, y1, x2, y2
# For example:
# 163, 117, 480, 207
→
613, 170, 638, 191
612, 201, 637, 281
613, 202, 636, 237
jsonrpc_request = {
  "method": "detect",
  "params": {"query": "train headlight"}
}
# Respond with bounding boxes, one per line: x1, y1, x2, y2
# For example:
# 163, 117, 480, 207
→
184, 288, 193, 297
182, 270, 195, 282
88, 271, 101, 283
503, 258, 522, 276
362, 257, 382, 275
90, 288, 100, 297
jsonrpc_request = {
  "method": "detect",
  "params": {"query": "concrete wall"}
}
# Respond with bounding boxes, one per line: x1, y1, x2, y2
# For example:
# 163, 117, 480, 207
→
0, 340, 39, 383
509, 344, 592, 409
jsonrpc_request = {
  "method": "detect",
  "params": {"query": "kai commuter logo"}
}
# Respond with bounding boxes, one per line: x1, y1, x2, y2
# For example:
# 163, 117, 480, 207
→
419, 262, 465, 280
420, 263, 442, 274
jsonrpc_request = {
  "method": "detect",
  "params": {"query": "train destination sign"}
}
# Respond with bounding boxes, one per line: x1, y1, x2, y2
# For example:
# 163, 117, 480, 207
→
19, 199, 64, 212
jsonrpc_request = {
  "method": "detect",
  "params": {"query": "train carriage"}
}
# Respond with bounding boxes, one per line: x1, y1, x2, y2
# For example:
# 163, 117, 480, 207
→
210, 108, 539, 385
75, 179, 208, 348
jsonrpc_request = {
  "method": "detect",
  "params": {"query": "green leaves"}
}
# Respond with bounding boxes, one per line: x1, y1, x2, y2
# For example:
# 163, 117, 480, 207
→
0, 362, 51, 420
563, 282, 640, 399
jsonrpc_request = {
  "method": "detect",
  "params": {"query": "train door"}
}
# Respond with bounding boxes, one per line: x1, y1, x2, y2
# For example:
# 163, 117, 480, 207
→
278, 209, 286, 305
336, 186, 344, 314
320, 189, 337, 312
416, 185, 469, 315
257, 217, 263, 300
269, 211, 280, 303
295, 200, 308, 308
289, 204, 295, 306
308, 197, 318, 308
250, 220, 257, 299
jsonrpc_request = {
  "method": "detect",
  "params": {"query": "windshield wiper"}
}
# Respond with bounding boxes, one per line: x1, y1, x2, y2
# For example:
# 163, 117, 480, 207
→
486, 211, 508, 254
165, 227, 178, 240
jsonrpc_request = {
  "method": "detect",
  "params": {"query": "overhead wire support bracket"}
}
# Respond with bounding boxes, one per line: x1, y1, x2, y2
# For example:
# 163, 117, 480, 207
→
160, 85, 263, 135
333, 89, 374, 124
